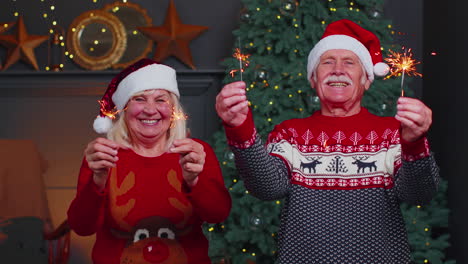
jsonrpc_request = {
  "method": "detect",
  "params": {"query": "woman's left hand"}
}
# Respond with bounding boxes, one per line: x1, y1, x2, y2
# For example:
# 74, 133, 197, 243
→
170, 139, 206, 186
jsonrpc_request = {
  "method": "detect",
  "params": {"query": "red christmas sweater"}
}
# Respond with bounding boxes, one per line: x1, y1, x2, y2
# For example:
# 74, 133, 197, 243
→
67, 139, 231, 264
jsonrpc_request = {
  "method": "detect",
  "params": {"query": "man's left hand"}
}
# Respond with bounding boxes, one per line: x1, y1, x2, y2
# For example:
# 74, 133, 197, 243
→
395, 97, 432, 142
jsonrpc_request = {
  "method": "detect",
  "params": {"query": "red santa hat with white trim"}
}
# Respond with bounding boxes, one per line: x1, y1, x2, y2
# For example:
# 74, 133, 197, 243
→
307, 19, 389, 82
93, 58, 179, 134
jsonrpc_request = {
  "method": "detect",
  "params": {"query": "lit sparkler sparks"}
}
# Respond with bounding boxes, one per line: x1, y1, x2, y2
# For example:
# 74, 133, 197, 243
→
229, 47, 250, 81
172, 109, 188, 121
98, 100, 122, 119
170, 107, 188, 131
384, 47, 422, 96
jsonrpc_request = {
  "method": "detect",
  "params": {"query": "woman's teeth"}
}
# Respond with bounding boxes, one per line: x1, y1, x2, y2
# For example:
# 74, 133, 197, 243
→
141, 120, 158, 124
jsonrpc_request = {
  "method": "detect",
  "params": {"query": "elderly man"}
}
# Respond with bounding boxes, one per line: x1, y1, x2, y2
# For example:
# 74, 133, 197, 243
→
215, 19, 439, 263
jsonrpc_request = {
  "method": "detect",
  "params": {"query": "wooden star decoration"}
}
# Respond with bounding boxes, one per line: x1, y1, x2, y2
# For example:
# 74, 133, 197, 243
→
137, 0, 209, 69
0, 21, 16, 70
0, 16, 48, 71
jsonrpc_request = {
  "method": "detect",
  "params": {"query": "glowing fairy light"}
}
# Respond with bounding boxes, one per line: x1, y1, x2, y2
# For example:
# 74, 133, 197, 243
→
384, 47, 422, 96
230, 38, 250, 81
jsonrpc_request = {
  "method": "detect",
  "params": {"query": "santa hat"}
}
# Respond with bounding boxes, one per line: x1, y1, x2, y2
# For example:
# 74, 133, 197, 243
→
93, 58, 179, 134
307, 19, 389, 82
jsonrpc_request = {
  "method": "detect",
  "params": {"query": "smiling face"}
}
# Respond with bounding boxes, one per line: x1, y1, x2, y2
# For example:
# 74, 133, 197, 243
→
124, 89, 173, 148
311, 49, 371, 116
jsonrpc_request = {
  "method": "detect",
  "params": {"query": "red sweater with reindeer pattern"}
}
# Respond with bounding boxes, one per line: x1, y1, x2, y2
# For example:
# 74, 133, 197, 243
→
67, 139, 231, 264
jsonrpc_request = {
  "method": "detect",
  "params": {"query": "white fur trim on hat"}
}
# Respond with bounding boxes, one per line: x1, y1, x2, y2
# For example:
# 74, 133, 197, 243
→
112, 64, 179, 110
93, 115, 113, 134
307, 35, 374, 82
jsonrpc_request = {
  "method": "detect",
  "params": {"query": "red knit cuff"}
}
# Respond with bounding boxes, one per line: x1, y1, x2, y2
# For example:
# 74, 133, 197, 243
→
181, 177, 199, 193
224, 109, 257, 149
88, 173, 109, 196
401, 136, 431, 161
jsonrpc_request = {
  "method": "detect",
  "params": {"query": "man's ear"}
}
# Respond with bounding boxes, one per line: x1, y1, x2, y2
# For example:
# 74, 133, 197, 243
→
310, 75, 316, 89
364, 78, 371, 91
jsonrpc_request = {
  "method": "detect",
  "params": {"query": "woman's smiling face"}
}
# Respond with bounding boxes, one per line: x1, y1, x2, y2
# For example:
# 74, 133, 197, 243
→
125, 89, 173, 146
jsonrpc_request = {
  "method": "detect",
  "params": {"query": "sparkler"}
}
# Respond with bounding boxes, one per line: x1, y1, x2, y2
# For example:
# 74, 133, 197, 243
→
98, 100, 123, 119
229, 38, 250, 81
172, 108, 188, 121
384, 47, 422, 97
170, 107, 188, 131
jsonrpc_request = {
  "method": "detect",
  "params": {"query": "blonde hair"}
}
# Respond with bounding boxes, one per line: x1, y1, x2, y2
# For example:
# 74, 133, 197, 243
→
107, 90, 187, 151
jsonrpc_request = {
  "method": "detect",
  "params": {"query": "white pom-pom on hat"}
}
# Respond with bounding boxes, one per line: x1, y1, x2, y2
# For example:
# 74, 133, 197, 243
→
373, 62, 390, 77
93, 116, 113, 134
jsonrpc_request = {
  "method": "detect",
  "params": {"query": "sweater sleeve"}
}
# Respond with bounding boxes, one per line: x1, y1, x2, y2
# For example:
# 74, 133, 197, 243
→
67, 158, 107, 236
393, 136, 440, 205
224, 109, 291, 200
185, 140, 231, 223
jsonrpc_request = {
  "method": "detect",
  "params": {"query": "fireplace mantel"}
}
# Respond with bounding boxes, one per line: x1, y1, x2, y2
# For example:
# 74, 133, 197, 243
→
0, 69, 225, 97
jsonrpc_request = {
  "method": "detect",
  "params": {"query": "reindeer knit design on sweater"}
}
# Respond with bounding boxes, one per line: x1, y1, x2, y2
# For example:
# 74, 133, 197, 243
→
226, 108, 439, 264
67, 139, 231, 264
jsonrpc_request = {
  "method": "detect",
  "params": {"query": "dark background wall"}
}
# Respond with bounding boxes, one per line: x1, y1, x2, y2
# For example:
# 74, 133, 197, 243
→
0, 0, 465, 263
424, 0, 468, 263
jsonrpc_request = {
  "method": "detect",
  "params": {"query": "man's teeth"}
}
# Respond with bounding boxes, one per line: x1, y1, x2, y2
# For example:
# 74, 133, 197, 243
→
329, 82, 348, 87
141, 120, 158, 124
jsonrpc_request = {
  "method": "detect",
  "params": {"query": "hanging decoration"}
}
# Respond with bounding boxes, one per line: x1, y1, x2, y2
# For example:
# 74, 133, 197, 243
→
40, 0, 66, 71
279, 0, 299, 16
137, 0, 209, 69
66, 10, 127, 70
0, 16, 48, 70
239, 8, 251, 22
255, 66, 268, 82
47, 25, 65, 71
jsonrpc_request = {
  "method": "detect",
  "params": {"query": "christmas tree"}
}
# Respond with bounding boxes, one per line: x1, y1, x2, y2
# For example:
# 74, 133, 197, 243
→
205, 0, 453, 263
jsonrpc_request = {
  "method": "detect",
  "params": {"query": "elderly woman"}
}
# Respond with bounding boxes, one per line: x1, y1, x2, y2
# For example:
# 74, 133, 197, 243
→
67, 59, 231, 264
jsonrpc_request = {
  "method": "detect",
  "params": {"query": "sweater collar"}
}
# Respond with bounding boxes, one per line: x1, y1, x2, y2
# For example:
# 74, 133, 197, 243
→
311, 107, 370, 123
